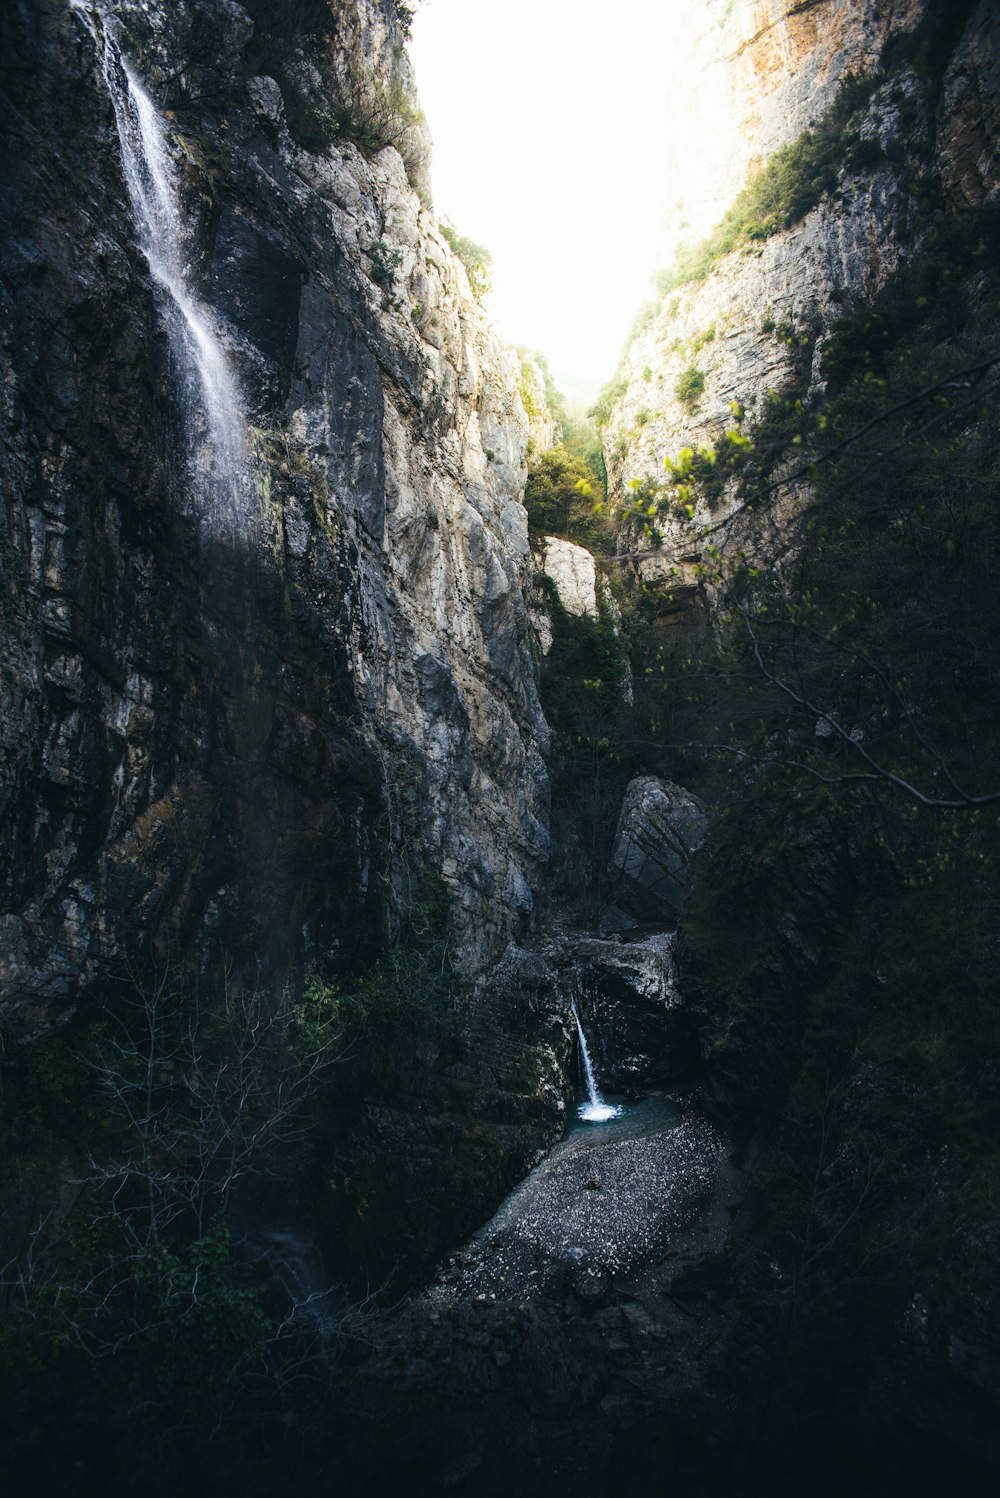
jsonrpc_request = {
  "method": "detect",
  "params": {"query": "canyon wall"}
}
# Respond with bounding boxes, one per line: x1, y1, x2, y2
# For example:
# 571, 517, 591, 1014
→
596, 4, 1000, 1485
0, 0, 549, 1034
606, 0, 998, 615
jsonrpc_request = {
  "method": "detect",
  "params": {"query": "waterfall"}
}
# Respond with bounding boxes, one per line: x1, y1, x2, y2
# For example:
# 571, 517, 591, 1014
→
72, 1, 249, 535
571, 1002, 620, 1123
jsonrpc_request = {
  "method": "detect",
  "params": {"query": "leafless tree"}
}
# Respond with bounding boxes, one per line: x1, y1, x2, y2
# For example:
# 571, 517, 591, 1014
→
1, 963, 346, 1366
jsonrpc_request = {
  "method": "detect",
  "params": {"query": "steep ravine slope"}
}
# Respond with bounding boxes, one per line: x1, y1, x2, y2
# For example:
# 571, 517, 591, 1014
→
0, 0, 548, 1037
2, 2, 999, 1495
0, 2, 572, 1484
604, 0, 994, 604
588, 2, 1000, 1492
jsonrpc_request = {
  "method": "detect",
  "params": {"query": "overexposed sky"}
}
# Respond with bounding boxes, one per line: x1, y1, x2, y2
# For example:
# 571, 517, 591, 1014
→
409, 0, 688, 404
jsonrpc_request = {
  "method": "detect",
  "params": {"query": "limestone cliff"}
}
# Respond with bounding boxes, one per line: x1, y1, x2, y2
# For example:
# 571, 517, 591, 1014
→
593, 3, 1000, 1483
0, 0, 548, 1033
605, 0, 998, 608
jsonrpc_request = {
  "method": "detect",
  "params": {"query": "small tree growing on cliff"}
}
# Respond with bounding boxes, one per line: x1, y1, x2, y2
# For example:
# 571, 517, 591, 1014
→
440, 223, 493, 302
524, 446, 612, 551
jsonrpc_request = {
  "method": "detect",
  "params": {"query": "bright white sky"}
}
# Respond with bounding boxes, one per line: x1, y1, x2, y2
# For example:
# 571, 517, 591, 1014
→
409, 0, 688, 405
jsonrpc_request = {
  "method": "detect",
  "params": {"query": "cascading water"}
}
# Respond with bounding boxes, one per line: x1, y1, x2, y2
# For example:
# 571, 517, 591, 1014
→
71, 1, 249, 535
571, 1001, 621, 1123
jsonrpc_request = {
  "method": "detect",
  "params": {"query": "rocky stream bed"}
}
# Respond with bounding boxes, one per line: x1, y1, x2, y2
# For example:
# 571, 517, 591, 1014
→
340, 1084, 746, 1496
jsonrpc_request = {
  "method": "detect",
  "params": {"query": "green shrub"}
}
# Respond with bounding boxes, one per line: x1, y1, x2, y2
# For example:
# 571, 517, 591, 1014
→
524, 445, 612, 552
441, 224, 493, 301
674, 196, 1000, 1479
368, 238, 403, 284
656, 73, 882, 297
589, 374, 628, 429
133, 1224, 268, 1433
675, 366, 706, 409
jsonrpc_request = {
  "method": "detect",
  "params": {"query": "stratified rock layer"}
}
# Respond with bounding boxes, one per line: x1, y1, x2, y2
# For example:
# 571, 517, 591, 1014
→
607, 776, 707, 925
606, 0, 1000, 607
0, 0, 548, 1030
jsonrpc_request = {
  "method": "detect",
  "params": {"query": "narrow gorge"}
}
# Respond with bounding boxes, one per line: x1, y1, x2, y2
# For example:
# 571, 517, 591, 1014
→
1, 2, 998, 1495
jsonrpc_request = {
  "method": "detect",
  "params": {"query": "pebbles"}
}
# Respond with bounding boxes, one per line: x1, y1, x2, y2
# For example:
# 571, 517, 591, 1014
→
431, 1092, 726, 1301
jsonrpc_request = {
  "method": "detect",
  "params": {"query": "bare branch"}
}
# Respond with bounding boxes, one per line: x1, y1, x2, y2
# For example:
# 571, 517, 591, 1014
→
736, 607, 1000, 808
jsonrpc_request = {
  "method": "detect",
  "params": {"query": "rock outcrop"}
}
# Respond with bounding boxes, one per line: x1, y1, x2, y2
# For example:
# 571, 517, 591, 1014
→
0, 0, 548, 1032
606, 776, 707, 927
604, 0, 1000, 610
573, 932, 695, 1090
534, 535, 599, 618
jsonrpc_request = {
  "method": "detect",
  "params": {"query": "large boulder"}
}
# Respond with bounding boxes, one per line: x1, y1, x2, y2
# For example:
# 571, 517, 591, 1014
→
535, 536, 599, 618
573, 933, 694, 1089
606, 777, 707, 925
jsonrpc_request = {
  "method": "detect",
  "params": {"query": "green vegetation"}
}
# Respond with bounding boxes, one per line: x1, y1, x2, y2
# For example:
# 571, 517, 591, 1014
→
675, 198, 1000, 1483
309, 870, 465, 1060
368, 237, 403, 284
0, 963, 348, 1494
658, 73, 881, 295
881, 0, 981, 90
592, 69, 882, 439
391, 1, 421, 37
618, 320, 814, 529
521, 362, 610, 548
675, 365, 705, 409
536, 583, 636, 902
441, 223, 493, 301
243, 4, 424, 178
690, 321, 716, 353
589, 373, 628, 430
589, 71, 887, 438
524, 444, 612, 553
517, 348, 562, 429
0, 843, 500, 1493
0, 865, 470, 1492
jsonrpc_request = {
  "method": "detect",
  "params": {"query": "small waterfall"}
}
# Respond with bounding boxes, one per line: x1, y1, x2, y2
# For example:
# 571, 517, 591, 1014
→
72, 1, 248, 534
571, 1002, 620, 1123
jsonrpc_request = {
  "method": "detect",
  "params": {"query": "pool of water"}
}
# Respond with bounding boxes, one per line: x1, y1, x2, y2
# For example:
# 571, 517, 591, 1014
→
566, 1088, 686, 1144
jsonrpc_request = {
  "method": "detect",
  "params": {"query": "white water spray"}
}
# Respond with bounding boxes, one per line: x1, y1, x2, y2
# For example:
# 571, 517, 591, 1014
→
72, 2, 248, 531
571, 1002, 620, 1123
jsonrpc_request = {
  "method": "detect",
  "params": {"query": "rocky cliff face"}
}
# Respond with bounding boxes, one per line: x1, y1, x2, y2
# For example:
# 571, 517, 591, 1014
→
0, 0, 549, 1034
605, 0, 998, 603
656, 0, 925, 266
594, 4, 1000, 1485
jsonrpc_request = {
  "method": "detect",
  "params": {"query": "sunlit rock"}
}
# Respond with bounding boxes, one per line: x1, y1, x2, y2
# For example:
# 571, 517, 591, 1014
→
534, 535, 599, 618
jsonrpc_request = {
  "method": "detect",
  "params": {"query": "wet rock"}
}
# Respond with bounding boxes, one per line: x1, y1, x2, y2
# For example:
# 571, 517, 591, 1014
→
574, 932, 695, 1088
0, 0, 549, 1028
597, 902, 636, 935
569, 1260, 612, 1304
340, 1089, 742, 1496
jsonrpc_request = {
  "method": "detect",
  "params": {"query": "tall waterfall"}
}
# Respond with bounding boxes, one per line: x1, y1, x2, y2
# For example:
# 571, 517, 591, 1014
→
72, 1, 249, 534
571, 1002, 620, 1123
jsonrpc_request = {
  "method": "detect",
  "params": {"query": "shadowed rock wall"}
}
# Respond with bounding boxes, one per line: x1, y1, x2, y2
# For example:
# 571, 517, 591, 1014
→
0, 0, 549, 1032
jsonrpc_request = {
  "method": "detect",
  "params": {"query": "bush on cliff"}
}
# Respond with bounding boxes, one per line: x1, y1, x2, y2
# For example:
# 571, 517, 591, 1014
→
524, 444, 612, 552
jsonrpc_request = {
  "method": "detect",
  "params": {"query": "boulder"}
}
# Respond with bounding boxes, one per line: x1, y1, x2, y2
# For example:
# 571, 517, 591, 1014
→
607, 777, 707, 924
574, 933, 694, 1088
535, 535, 599, 617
